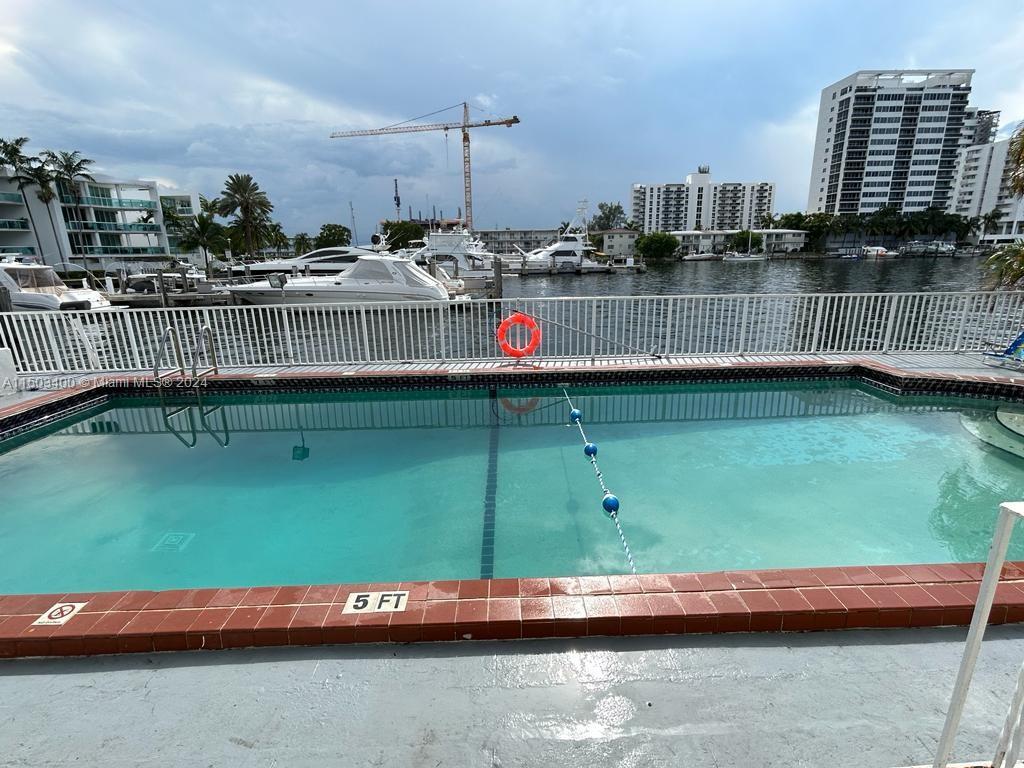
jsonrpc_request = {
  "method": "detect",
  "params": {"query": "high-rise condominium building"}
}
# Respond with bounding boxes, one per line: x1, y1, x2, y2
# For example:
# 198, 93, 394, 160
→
806, 70, 997, 216
949, 135, 1024, 244
631, 167, 774, 234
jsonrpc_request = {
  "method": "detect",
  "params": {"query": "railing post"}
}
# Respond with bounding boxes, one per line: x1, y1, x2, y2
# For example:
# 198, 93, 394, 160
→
881, 294, 899, 354
590, 298, 598, 363
664, 297, 675, 357
279, 306, 295, 364
932, 501, 1024, 768
737, 296, 750, 356
359, 305, 371, 364
810, 295, 825, 354
953, 294, 970, 354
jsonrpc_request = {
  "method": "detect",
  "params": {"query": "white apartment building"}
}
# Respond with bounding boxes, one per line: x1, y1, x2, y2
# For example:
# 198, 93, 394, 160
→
594, 228, 639, 257
670, 229, 807, 255
0, 171, 181, 271
806, 70, 995, 216
949, 135, 1024, 244
475, 227, 559, 255
631, 167, 775, 234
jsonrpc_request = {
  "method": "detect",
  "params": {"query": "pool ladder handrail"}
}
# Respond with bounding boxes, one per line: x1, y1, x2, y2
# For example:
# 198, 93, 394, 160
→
191, 325, 219, 380
153, 325, 186, 381
153, 325, 219, 381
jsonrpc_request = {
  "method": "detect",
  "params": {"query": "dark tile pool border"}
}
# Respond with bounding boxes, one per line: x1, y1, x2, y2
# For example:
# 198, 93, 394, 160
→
4, 357, 1024, 443
3, 358, 1024, 658
1, 562, 1021, 658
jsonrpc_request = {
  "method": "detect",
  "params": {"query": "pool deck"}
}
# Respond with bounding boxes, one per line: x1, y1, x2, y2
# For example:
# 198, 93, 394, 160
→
3, 626, 1024, 767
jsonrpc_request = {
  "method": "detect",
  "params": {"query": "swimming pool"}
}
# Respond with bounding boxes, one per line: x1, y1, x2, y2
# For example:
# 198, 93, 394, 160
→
3, 379, 1024, 594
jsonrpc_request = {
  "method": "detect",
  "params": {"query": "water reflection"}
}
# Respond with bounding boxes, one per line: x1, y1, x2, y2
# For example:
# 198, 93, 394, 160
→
507, 255, 990, 299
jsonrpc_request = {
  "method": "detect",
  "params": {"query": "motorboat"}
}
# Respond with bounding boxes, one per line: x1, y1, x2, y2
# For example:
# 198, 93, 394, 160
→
229, 239, 387, 277
682, 252, 721, 261
224, 255, 461, 305
0, 255, 115, 311
503, 203, 618, 275
722, 251, 767, 262
862, 246, 890, 258
397, 229, 503, 297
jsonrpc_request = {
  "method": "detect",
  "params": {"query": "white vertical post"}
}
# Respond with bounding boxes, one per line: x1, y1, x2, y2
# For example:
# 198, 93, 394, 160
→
993, 661, 1024, 768
933, 501, 1024, 768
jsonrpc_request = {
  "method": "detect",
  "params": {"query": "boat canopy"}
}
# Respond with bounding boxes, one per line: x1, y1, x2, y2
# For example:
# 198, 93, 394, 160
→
2, 264, 67, 294
340, 256, 441, 288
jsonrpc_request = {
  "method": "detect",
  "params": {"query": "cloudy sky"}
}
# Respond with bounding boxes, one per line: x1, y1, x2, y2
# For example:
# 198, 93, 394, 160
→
2, 1, 1023, 237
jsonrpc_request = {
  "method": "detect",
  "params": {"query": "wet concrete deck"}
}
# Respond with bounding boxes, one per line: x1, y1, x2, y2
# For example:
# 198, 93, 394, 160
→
2, 626, 1023, 767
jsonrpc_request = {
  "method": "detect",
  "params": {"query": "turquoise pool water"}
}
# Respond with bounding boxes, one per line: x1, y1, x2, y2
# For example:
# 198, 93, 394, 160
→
3, 381, 1024, 594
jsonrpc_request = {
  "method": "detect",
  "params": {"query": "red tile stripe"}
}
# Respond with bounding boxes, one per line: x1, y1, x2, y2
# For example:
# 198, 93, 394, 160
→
3, 563, 1024, 659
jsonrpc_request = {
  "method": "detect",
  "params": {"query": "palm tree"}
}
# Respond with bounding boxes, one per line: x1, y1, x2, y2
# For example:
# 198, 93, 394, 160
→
266, 221, 288, 256
176, 213, 226, 277
986, 240, 1024, 288
199, 194, 221, 217
42, 150, 95, 266
19, 162, 63, 258
756, 212, 778, 230
292, 232, 312, 256
1, 137, 46, 259
217, 174, 272, 260
1008, 121, 1024, 198
980, 207, 1005, 243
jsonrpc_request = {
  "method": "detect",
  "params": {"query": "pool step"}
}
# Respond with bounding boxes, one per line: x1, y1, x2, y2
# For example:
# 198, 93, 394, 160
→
960, 411, 1024, 459
997, 407, 1024, 438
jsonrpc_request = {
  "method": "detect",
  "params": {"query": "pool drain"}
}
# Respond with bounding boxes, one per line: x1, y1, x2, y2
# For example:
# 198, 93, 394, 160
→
562, 389, 637, 575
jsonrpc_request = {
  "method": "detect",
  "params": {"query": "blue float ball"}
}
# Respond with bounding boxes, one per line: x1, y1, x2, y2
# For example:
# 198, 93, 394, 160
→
602, 493, 620, 515
570, 408, 582, 424
584, 442, 598, 457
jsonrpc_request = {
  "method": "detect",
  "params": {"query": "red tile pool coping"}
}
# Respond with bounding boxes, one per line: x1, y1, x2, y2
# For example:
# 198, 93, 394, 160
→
4, 361, 1024, 658
2, 563, 1023, 659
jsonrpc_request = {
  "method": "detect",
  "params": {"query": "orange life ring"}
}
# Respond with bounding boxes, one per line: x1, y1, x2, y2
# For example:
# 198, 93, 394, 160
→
499, 396, 541, 414
497, 312, 541, 358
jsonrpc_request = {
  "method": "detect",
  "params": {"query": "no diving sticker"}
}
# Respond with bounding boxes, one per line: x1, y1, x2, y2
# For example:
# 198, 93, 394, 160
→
33, 602, 88, 626
342, 591, 409, 614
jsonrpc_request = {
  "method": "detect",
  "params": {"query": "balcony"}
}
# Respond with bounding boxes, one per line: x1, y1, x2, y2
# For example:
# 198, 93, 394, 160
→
61, 195, 156, 210
0, 218, 30, 230
2, 246, 36, 254
75, 245, 168, 255
65, 221, 162, 233
0, 192, 24, 204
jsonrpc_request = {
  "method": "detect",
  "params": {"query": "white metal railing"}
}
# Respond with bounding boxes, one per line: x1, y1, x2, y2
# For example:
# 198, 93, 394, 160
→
1, 291, 1022, 375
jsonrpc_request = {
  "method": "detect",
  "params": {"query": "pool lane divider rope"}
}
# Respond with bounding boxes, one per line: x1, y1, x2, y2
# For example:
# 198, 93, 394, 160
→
562, 388, 638, 575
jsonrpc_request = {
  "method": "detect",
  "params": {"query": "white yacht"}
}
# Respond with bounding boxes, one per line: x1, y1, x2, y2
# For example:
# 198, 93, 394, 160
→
224, 255, 458, 305
504, 204, 610, 275
397, 229, 504, 296
0, 255, 115, 311
229, 238, 387, 277
682, 252, 721, 261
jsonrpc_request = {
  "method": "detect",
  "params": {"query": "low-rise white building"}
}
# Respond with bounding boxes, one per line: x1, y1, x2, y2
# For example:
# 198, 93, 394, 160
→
670, 229, 807, 255
631, 167, 775, 234
949, 135, 1024, 245
594, 228, 639, 257
475, 227, 559, 255
0, 171, 184, 271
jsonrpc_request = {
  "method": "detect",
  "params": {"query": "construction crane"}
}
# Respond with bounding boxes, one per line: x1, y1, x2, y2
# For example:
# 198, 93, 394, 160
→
330, 102, 520, 230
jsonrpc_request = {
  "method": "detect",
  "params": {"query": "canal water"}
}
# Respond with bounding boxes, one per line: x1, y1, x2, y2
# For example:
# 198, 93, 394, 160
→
507, 255, 993, 299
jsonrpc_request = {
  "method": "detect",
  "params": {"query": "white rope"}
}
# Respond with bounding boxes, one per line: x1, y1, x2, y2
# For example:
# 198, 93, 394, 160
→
562, 388, 637, 574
